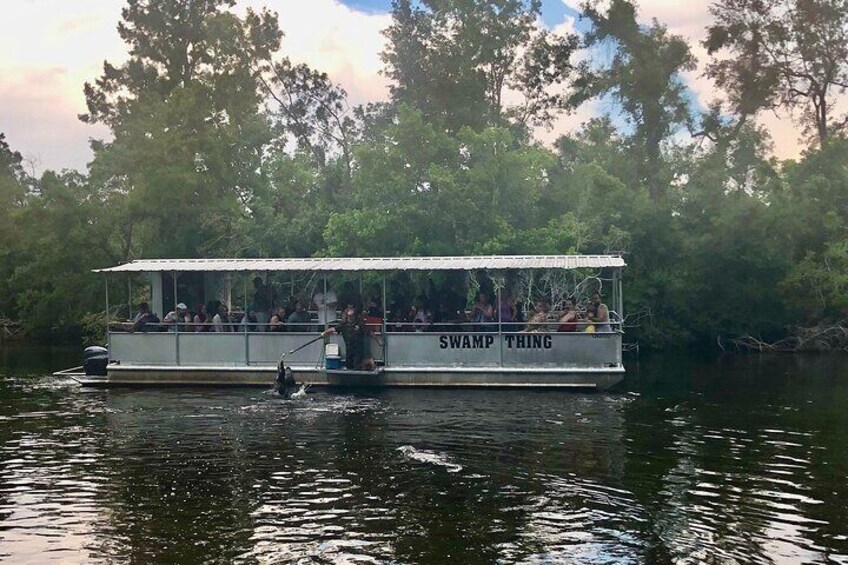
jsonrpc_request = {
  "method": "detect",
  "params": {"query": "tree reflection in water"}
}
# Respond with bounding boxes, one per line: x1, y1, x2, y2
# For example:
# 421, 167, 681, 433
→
0, 347, 847, 563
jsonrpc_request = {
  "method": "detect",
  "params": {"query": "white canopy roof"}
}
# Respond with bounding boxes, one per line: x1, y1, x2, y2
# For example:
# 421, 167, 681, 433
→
94, 255, 625, 274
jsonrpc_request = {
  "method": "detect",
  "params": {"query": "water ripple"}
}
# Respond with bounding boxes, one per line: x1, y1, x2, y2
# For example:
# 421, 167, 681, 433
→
1, 353, 848, 563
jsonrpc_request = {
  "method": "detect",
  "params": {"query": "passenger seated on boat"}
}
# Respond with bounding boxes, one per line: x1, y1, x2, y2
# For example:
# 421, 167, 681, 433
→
557, 297, 581, 332
366, 295, 383, 317
213, 304, 231, 332
499, 293, 516, 329
204, 300, 220, 331
388, 282, 411, 330
286, 300, 312, 332
131, 302, 159, 332
163, 303, 190, 331
389, 304, 414, 332
473, 303, 496, 332
523, 300, 550, 332
413, 299, 433, 332
586, 292, 611, 332
192, 303, 208, 332
240, 306, 259, 331
268, 306, 285, 332
470, 291, 490, 327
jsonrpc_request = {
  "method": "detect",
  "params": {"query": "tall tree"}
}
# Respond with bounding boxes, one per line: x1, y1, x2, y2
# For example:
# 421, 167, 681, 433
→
323, 105, 553, 257
570, 0, 695, 203
0, 134, 29, 319
705, 0, 848, 146
81, 0, 281, 258
6, 171, 122, 337
264, 60, 356, 189
0, 133, 27, 214
382, 0, 577, 133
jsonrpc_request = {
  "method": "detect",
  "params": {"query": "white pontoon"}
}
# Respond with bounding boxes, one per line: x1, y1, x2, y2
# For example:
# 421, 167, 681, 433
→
67, 255, 626, 390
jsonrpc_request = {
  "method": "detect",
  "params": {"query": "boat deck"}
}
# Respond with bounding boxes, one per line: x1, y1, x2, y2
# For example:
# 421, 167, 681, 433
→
55, 363, 623, 390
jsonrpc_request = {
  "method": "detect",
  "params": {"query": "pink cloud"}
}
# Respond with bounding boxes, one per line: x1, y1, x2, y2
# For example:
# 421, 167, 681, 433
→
0, 67, 108, 172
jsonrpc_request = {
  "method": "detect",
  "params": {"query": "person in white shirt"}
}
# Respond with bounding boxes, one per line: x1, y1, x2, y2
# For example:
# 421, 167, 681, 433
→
163, 303, 189, 331
312, 287, 338, 329
213, 304, 231, 332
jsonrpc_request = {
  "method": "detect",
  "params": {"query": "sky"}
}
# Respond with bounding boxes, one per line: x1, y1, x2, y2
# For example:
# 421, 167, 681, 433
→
0, 0, 813, 173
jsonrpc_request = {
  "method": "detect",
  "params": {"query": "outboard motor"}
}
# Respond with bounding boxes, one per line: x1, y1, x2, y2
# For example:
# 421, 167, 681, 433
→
83, 346, 109, 376
275, 362, 297, 398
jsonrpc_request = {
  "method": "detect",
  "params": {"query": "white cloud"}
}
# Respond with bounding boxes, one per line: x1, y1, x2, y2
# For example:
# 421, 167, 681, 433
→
0, 0, 390, 172
1, 0, 842, 170
244, 0, 391, 105
0, 1, 123, 171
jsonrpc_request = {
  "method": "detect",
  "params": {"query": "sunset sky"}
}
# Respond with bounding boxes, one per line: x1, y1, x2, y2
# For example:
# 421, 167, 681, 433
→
0, 0, 816, 173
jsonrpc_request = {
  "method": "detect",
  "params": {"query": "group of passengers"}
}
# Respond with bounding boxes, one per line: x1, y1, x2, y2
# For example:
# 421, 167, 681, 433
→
130, 276, 612, 334
530, 293, 611, 333
323, 285, 613, 334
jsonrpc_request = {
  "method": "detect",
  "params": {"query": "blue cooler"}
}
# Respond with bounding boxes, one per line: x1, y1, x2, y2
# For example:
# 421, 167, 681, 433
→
325, 343, 342, 370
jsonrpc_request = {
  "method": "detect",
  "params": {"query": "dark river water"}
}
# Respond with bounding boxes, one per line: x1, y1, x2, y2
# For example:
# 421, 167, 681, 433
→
0, 346, 846, 564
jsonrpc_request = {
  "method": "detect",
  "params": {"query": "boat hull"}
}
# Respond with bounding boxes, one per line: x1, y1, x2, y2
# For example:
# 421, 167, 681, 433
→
72, 364, 624, 391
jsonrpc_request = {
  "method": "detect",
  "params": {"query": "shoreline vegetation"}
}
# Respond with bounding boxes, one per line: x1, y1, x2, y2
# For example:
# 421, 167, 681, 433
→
728, 322, 848, 353
2, 0, 848, 351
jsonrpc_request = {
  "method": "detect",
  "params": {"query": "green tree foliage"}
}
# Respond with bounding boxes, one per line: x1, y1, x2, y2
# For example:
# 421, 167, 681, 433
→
6, 172, 120, 338
323, 105, 553, 256
777, 138, 848, 318
571, 0, 696, 202
82, 0, 281, 258
4, 0, 848, 349
0, 134, 29, 320
266, 60, 356, 186
705, 0, 848, 146
0, 134, 27, 247
382, 0, 578, 133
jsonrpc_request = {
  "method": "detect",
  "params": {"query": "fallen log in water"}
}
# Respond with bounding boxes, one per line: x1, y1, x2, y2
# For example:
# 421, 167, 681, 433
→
0, 319, 24, 342
731, 322, 848, 352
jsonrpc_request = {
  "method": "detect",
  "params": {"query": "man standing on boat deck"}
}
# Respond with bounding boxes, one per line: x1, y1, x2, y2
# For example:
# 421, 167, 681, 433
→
252, 276, 272, 330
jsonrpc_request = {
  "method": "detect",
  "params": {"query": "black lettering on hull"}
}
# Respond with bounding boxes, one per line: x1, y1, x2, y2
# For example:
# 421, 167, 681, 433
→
438, 334, 554, 350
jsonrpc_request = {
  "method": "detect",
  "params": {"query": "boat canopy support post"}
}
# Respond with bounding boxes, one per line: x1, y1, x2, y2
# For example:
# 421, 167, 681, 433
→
105, 273, 110, 361
617, 268, 624, 327
173, 270, 180, 366
497, 281, 503, 367
323, 275, 328, 330
225, 272, 232, 311
127, 275, 131, 324
382, 275, 388, 366
244, 273, 249, 365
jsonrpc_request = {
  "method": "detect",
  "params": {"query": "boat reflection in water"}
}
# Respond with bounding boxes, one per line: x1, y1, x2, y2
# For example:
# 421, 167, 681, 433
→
93, 387, 633, 563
